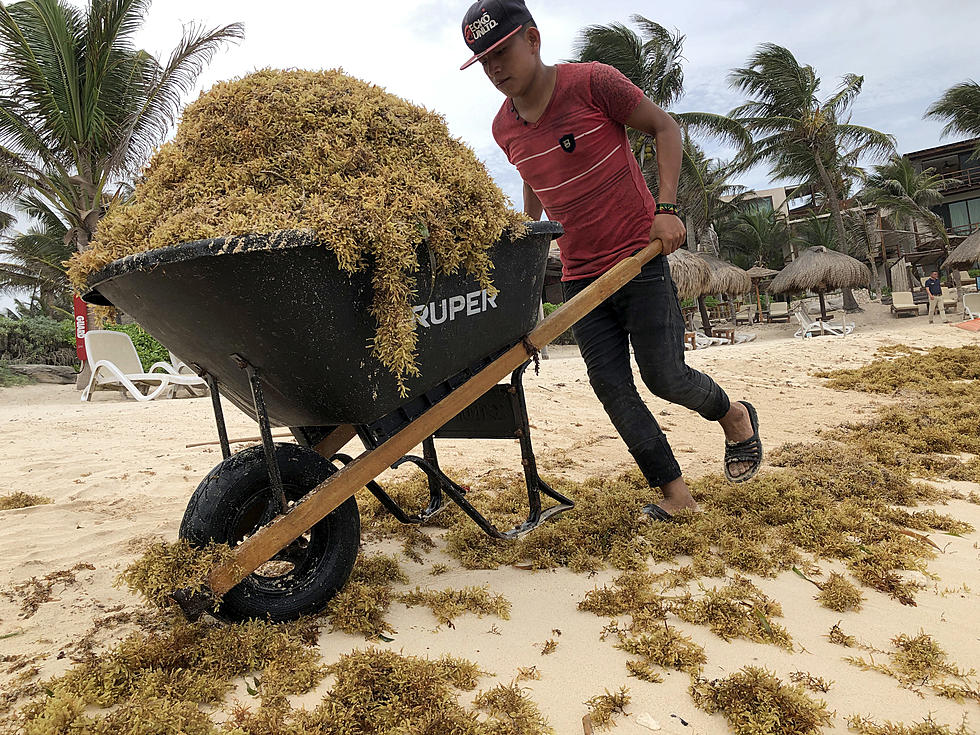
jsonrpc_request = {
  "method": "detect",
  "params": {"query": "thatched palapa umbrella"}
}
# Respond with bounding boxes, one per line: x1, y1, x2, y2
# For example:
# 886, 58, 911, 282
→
700, 253, 752, 296
667, 248, 713, 334
943, 229, 980, 271
699, 252, 753, 325
745, 265, 780, 320
943, 229, 980, 306
666, 248, 712, 300
769, 246, 870, 321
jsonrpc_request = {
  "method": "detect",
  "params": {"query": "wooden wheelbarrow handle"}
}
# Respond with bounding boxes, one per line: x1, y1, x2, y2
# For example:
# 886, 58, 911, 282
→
200, 239, 664, 598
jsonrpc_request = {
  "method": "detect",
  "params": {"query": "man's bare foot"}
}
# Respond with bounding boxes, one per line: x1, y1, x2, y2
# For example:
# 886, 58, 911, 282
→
652, 476, 698, 516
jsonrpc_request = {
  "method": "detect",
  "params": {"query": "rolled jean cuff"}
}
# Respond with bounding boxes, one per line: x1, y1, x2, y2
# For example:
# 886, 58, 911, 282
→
629, 435, 682, 488
700, 392, 731, 423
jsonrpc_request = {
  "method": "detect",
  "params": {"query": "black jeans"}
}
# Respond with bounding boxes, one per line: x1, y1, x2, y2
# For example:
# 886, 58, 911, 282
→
562, 254, 731, 488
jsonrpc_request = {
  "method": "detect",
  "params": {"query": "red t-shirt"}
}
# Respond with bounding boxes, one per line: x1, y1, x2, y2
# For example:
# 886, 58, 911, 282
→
492, 62, 655, 280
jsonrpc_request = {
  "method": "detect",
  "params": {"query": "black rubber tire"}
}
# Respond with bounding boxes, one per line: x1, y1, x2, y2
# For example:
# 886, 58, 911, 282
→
179, 443, 359, 622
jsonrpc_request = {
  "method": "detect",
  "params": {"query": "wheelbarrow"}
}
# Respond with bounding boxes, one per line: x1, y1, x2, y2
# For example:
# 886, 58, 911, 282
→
83, 222, 663, 622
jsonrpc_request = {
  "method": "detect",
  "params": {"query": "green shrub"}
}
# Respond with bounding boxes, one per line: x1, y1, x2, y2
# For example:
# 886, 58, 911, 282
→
542, 302, 576, 345
0, 317, 76, 365
968, 268, 979, 278
105, 324, 169, 371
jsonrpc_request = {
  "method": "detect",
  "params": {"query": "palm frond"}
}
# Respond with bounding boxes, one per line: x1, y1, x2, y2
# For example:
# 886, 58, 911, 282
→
114, 20, 244, 175
925, 79, 980, 148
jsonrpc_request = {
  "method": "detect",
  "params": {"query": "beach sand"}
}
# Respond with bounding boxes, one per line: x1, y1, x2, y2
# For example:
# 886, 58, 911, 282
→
1, 298, 978, 733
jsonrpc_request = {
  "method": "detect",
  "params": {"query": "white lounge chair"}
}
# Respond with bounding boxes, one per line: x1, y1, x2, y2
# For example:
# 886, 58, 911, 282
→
149, 351, 209, 398
767, 302, 790, 322
81, 330, 204, 402
793, 307, 853, 338
964, 292, 980, 320
890, 291, 919, 317
941, 288, 958, 312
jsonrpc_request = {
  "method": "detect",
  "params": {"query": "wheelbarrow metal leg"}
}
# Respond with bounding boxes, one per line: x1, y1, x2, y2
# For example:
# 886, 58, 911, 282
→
202, 239, 664, 598
235, 355, 287, 514
201, 371, 231, 460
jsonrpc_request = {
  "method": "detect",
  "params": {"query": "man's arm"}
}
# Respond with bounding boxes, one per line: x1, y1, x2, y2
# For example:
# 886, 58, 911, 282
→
523, 181, 543, 220
624, 97, 686, 254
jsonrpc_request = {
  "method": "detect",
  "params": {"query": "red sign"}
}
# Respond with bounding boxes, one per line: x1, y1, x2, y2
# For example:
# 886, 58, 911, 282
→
73, 295, 87, 362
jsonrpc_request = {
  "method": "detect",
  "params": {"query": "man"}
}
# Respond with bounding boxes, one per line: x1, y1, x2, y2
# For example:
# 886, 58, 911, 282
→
459, 0, 762, 521
924, 271, 947, 324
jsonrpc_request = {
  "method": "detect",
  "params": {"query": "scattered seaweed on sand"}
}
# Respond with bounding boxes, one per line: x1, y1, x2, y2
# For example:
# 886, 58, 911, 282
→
817, 572, 865, 612
815, 345, 980, 393
844, 632, 980, 703
324, 553, 408, 638
515, 666, 541, 682
617, 624, 707, 677
580, 572, 791, 649
71, 68, 526, 392
0, 493, 52, 511
828, 622, 858, 648
5, 629, 550, 735
118, 539, 237, 610
472, 682, 553, 734
540, 638, 559, 656
788, 671, 834, 693
398, 585, 511, 626
847, 714, 974, 735
584, 687, 631, 729
6, 616, 324, 734
3, 563, 94, 618
690, 666, 832, 735
672, 577, 792, 649
625, 659, 663, 683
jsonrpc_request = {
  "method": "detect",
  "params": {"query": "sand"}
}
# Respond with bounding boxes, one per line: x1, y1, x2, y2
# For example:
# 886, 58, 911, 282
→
1, 297, 978, 734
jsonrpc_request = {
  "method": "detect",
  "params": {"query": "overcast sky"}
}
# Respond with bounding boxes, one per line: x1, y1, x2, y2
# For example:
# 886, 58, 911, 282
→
3, 0, 978, 312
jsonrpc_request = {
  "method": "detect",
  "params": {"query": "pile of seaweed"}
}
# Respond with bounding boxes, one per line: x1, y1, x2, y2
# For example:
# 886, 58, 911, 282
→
69, 68, 525, 391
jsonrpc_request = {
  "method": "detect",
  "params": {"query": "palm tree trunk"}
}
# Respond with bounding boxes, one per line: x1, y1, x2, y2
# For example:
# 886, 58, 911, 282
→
813, 152, 863, 313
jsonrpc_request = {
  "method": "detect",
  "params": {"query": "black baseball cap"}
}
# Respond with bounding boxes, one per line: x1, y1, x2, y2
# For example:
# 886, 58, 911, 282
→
460, 0, 534, 70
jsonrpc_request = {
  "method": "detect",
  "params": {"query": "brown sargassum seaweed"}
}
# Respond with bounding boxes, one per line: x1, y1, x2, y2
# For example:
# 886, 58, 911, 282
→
70, 68, 526, 392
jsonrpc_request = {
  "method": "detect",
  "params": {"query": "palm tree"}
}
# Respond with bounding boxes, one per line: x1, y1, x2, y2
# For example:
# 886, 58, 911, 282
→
0, 194, 73, 317
728, 43, 894, 310
718, 206, 790, 270
926, 80, 980, 159
860, 155, 950, 253
571, 16, 752, 245
0, 0, 243, 256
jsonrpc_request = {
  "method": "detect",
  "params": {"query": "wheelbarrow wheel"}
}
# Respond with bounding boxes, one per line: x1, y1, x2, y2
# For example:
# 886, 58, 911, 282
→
179, 443, 359, 622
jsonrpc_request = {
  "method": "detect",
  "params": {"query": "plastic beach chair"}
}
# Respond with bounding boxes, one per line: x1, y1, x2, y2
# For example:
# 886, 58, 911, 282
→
767, 302, 790, 322
793, 307, 853, 338
80, 330, 203, 402
890, 291, 919, 317
148, 351, 209, 398
964, 292, 980, 320
941, 288, 958, 312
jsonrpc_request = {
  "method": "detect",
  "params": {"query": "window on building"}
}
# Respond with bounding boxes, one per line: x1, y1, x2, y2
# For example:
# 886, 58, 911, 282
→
743, 196, 773, 214
949, 197, 980, 235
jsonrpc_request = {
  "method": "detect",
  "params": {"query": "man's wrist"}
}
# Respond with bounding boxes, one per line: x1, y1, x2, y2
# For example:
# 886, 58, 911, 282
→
656, 202, 682, 217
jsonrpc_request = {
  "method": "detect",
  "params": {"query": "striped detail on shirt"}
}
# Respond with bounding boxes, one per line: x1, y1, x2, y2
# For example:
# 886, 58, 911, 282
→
532, 144, 622, 193
512, 122, 607, 167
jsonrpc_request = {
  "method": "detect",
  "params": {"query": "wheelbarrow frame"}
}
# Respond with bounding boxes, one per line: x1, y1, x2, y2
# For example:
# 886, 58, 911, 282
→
172, 238, 665, 619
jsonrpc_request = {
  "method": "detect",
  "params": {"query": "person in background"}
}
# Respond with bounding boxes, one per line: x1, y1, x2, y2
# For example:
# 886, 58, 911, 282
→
924, 271, 947, 324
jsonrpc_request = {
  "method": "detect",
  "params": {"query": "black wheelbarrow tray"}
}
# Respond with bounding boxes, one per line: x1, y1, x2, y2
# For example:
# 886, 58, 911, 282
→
83, 221, 664, 622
